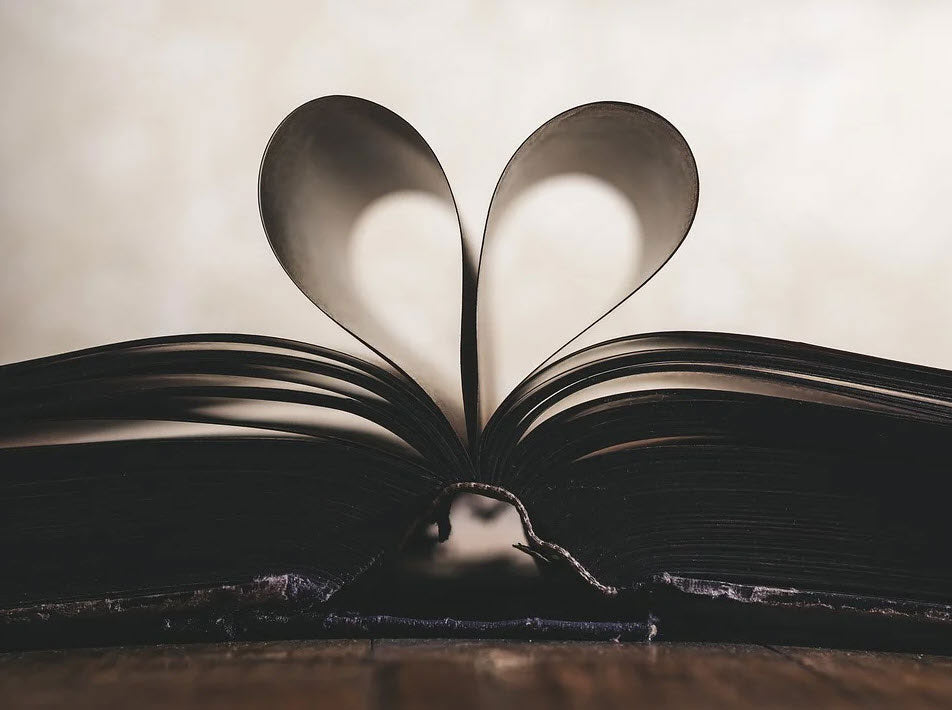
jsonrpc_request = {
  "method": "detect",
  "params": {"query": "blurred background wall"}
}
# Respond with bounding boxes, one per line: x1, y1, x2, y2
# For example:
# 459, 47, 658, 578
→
1, 0, 951, 376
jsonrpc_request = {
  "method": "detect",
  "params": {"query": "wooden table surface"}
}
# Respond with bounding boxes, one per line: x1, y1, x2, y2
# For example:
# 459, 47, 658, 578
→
2, 640, 951, 709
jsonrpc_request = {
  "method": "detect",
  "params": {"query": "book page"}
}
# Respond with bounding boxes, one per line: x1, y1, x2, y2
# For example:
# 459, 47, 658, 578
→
259, 97, 470, 444
475, 103, 698, 426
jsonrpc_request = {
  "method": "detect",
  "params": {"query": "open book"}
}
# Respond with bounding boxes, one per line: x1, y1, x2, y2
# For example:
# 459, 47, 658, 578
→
2, 96, 951, 650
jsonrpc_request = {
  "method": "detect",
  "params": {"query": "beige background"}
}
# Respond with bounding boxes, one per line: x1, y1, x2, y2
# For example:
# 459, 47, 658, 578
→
2, 0, 951, 383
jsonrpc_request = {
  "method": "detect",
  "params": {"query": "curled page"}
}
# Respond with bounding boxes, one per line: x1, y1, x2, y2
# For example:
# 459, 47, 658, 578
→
259, 96, 471, 445
475, 102, 699, 425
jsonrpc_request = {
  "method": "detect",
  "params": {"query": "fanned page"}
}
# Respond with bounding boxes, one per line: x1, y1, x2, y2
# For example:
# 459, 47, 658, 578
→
1, 96, 952, 651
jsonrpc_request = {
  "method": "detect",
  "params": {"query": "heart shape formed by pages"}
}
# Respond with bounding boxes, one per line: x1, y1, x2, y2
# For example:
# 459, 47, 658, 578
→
259, 96, 698, 447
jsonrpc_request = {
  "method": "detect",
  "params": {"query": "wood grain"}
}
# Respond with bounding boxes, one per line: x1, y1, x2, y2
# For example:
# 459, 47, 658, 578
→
1, 640, 951, 709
